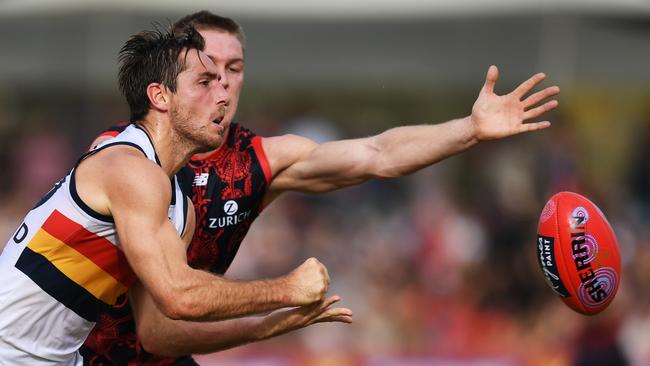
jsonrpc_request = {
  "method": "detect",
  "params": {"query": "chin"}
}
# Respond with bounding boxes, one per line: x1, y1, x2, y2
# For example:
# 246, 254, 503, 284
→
195, 136, 224, 153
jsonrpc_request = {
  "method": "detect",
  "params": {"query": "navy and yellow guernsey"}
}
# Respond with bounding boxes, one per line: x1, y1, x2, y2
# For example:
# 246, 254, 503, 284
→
0, 124, 188, 365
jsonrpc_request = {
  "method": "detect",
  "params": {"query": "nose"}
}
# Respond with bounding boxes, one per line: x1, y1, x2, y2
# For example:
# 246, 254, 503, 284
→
214, 80, 230, 107
219, 68, 229, 90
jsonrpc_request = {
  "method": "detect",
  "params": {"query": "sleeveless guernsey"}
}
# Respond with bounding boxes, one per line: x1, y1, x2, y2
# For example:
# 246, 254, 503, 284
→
81, 122, 270, 365
0, 124, 187, 365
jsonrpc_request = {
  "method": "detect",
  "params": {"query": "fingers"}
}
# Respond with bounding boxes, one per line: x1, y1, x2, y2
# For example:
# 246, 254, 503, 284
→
322, 262, 331, 287
321, 295, 341, 309
327, 315, 353, 323
523, 86, 560, 108
293, 257, 329, 304
306, 257, 328, 281
314, 307, 354, 324
518, 121, 552, 134
316, 297, 350, 317
482, 65, 499, 94
512, 72, 546, 99
523, 100, 559, 121
319, 260, 330, 299
320, 315, 353, 324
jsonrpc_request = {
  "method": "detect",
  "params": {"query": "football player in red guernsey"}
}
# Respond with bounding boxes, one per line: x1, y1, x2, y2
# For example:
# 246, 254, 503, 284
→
81, 11, 560, 366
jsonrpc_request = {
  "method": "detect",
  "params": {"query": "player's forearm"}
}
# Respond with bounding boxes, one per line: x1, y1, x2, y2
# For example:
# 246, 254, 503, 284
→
165, 270, 299, 321
141, 302, 333, 357
137, 292, 347, 357
133, 281, 294, 357
140, 314, 268, 356
370, 116, 478, 178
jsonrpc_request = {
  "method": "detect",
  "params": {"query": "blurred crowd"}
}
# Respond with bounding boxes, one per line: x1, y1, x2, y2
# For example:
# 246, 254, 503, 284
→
0, 90, 649, 366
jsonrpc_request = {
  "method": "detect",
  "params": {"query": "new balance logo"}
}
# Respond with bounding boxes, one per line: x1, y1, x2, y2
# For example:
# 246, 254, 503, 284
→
193, 173, 209, 186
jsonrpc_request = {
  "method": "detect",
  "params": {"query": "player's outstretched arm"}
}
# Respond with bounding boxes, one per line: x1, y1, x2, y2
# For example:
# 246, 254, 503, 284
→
262, 65, 559, 196
79, 146, 330, 321
131, 281, 353, 357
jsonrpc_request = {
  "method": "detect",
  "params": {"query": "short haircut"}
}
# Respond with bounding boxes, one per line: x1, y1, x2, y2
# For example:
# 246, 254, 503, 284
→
173, 11, 246, 50
118, 23, 205, 122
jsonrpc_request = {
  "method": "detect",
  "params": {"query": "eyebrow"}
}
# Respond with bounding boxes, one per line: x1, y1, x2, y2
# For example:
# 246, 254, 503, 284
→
198, 71, 218, 80
207, 55, 244, 64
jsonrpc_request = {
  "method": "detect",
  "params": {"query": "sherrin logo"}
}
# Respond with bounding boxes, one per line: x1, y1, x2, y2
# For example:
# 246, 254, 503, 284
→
570, 206, 611, 306
578, 267, 617, 307
572, 206, 590, 223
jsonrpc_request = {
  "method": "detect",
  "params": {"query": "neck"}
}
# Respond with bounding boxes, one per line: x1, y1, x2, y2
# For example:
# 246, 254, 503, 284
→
136, 118, 194, 177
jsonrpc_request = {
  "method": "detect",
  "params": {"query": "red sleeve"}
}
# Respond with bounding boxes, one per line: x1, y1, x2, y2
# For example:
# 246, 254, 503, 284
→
86, 123, 129, 151
251, 136, 272, 184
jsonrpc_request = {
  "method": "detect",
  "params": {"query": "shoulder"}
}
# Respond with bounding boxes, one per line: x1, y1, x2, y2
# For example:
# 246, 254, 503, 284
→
74, 144, 171, 219
92, 143, 155, 168
255, 134, 319, 188
90, 145, 170, 199
88, 123, 130, 151
262, 134, 318, 164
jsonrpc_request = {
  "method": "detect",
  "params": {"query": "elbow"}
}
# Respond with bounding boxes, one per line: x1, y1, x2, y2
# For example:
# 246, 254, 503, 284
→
371, 160, 405, 179
373, 167, 403, 179
135, 315, 175, 357
138, 329, 183, 358
138, 329, 167, 357
368, 151, 406, 179
156, 290, 206, 321
371, 150, 425, 179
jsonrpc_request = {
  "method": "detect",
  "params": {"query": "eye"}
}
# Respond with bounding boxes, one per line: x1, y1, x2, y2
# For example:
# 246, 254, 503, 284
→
199, 80, 210, 86
228, 63, 244, 73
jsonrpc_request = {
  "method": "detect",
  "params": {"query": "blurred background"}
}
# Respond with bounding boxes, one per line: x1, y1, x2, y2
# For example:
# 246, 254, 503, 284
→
1, 0, 650, 365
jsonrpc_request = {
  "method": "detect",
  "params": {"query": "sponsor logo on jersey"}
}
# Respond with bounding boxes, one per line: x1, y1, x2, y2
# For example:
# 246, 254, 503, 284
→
207, 200, 252, 229
224, 200, 238, 215
193, 173, 209, 187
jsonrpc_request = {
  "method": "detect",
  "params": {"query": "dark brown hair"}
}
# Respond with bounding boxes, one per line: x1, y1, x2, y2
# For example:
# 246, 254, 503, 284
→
118, 23, 205, 122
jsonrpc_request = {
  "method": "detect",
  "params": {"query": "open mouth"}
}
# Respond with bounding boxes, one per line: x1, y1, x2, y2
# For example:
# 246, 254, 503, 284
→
211, 116, 226, 135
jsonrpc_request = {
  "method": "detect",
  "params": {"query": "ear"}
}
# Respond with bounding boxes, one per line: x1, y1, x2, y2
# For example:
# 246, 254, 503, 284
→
146, 83, 171, 113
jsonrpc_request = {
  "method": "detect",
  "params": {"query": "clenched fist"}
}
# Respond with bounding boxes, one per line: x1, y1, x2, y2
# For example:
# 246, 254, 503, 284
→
286, 257, 330, 305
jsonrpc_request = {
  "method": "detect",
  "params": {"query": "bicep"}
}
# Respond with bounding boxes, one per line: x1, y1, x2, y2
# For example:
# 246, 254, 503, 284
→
264, 134, 379, 194
106, 159, 189, 307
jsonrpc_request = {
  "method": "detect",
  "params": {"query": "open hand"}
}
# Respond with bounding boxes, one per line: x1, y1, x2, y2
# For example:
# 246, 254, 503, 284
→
471, 65, 560, 141
262, 295, 353, 339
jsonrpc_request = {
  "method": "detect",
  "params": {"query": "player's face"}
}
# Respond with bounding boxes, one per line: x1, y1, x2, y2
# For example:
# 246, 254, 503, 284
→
200, 29, 244, 131
170, 49, 230, 152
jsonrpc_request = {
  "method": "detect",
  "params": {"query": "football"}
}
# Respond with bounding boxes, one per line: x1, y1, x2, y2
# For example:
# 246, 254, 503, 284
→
536, 191, 621, 315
